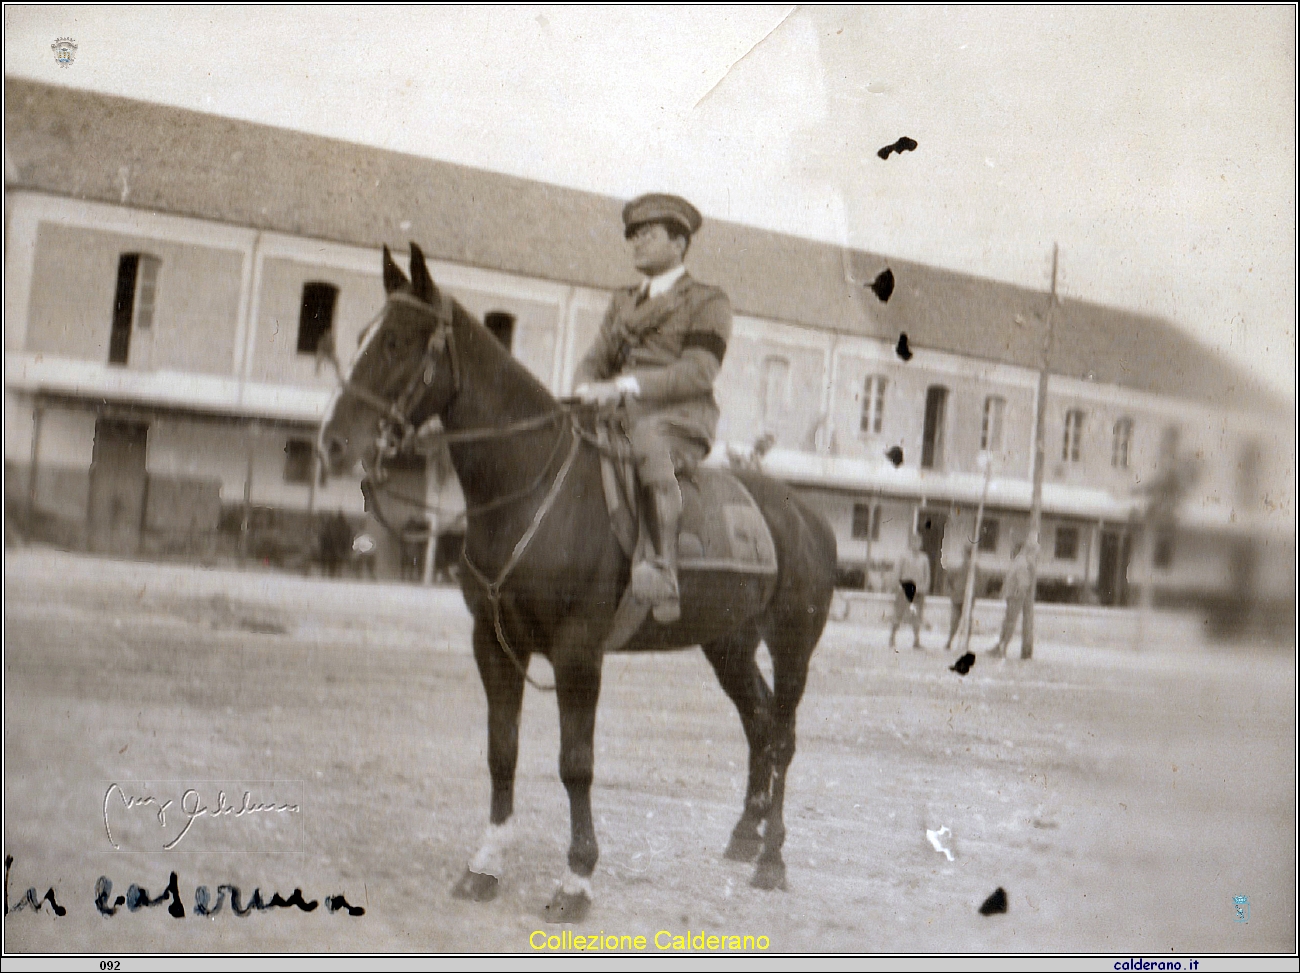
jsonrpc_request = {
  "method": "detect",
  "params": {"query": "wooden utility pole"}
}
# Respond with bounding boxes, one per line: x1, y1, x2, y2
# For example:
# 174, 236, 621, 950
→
240, 422, 257, 561
956, 454, 994, 653
1022, 244, 1059, 660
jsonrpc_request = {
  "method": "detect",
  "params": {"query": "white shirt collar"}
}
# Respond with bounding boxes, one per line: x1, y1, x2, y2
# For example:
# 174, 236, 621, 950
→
642, 263, 688, 299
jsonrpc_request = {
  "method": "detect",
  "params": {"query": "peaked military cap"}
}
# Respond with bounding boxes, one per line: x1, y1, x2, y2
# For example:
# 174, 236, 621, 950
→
622, 193, 703, 239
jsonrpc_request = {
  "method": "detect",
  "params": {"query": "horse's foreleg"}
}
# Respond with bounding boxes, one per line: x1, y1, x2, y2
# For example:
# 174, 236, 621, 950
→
702, 625, 771, 862
544, 620, 602, 923
453, 614, 528, 903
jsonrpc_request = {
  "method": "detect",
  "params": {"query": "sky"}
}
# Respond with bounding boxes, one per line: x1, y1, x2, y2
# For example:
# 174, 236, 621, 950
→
5, 6, 1296, 402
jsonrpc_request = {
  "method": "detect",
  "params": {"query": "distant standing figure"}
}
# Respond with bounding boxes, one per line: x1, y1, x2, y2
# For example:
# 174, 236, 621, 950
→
320, 511, 352, 578
992, 540, 1038, 657
945, 539, 978, 651
889, 533, 931, 650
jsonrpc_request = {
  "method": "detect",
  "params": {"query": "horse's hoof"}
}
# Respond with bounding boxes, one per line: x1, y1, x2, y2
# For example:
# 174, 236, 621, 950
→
451, 869, 499, 902
750, 859, 788, 891
544, 888, 592, 923
724, 833, 762, 862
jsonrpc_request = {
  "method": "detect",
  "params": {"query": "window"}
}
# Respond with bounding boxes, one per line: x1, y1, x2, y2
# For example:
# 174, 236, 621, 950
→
851, 503, 882, 540
860, 375, 886, 434
134, 256, 160, 332
761, 357, 790, 432
921, 385, 948, 469
1153, 529, 1175, 569
1062, 409, 1085, 463
981, 396, 1006, 451
109, 253, 161, 365
1160, 424, 1180, 459
978, 518, 1000, 552
1236, 440, 1262, 505
297, 282, 339, 355
283, 438, 316, 485
485, 311, 515, 351
1054, 525, 1079, 560
1112, 417, 1133, 469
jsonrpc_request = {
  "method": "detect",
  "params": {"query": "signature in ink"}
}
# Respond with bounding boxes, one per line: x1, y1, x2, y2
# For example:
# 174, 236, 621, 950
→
103, 782, 302, 852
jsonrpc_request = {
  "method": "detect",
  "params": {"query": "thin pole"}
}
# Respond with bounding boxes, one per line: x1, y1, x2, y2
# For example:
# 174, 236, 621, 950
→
958, 457, 994, 653
1023, 243, 1058, 660
26, 401, 44, 535
240, 422, 256, 561
307, 427, 321, 522
863, 491, 876, 592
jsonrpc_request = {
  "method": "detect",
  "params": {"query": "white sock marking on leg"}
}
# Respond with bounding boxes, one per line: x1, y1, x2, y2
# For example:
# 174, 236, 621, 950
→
469, 820, 515, 877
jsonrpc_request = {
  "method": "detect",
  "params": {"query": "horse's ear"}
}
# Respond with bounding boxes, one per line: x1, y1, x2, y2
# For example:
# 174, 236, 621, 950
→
382, 244, 409, 294
409, 242, 437, 305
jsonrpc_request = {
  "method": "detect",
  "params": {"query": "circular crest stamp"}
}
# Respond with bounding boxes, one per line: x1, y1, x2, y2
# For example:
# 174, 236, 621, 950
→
51, 37, 78, 68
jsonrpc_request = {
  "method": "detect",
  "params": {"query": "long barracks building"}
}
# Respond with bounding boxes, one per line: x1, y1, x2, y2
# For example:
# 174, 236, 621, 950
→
4, 80, 1295, 628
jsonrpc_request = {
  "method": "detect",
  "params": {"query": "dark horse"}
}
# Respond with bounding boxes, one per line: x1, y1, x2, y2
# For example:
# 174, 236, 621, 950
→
320, 245, 837, 920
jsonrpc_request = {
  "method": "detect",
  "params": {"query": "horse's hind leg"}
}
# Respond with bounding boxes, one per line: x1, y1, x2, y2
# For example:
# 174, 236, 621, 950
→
701, 623, 772, 862
752, 603, 824, 891
453, 615, 528, 903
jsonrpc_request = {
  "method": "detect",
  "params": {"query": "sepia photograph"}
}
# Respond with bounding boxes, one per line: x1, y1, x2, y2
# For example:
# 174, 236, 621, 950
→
3, 5, 1296, 962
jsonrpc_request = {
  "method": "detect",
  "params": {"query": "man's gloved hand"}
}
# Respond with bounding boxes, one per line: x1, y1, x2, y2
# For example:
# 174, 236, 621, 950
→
575, 375, 640, 406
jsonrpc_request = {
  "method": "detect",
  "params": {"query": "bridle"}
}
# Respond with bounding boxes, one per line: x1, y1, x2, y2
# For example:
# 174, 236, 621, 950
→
334, 290, 564, 487
336, 290, 462, 485
328, 290, 584, 691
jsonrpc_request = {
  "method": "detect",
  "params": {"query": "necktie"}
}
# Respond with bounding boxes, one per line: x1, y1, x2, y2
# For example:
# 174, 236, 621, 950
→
635, 283, 650, 307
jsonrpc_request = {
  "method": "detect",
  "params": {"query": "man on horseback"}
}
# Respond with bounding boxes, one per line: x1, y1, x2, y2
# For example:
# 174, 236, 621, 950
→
573, 193, 733, 624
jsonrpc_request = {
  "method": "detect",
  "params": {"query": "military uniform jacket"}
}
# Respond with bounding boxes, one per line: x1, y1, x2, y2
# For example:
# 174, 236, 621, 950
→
574, 272, 732, 444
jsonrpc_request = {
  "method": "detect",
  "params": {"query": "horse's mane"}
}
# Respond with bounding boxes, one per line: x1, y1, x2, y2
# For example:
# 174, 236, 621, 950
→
444, 294, 559, 419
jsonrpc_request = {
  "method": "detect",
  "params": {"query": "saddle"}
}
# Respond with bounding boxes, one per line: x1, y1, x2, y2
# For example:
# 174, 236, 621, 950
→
593, 418, 778, 651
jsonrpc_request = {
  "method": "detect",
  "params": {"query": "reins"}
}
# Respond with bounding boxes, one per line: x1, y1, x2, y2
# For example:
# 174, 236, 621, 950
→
364, 409, 566, 524
458, 422, 584, 692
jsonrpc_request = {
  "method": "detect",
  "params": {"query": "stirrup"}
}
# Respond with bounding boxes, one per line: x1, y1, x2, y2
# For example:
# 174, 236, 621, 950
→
630, 559, 680, 623
652, 592, 681, 624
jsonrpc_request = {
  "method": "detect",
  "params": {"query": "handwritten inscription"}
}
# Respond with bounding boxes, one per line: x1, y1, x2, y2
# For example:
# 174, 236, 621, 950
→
95, 874, 361, 920
95, 872, 363, 918
1, 859, 363, 919
5, 855, 66, 917
103, 782, 302, 852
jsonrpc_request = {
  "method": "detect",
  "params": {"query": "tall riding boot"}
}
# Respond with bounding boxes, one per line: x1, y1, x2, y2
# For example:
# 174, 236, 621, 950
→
652, 482, 682, 622
630, 481, 682, 623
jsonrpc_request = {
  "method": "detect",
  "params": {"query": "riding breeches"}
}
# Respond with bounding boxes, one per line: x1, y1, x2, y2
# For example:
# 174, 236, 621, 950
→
627, 413, 711, 488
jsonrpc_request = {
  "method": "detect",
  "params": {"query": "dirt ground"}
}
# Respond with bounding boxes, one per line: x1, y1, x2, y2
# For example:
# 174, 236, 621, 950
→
4, 548, 1295, 954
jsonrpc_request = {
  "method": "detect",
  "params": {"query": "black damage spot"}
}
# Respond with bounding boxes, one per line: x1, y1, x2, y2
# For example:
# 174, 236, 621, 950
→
979, 887, 1008, 915
877, 136, 918, 160
869, 268, 895, 303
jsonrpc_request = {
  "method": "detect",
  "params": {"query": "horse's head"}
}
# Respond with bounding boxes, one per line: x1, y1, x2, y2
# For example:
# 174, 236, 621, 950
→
319, 244, 459, 479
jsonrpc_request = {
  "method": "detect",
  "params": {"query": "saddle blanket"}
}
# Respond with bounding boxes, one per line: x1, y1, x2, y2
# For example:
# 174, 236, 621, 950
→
676, 470, 777, 575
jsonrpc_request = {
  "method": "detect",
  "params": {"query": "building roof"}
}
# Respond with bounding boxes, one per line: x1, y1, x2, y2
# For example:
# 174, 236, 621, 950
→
5, 77, 1285, 413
